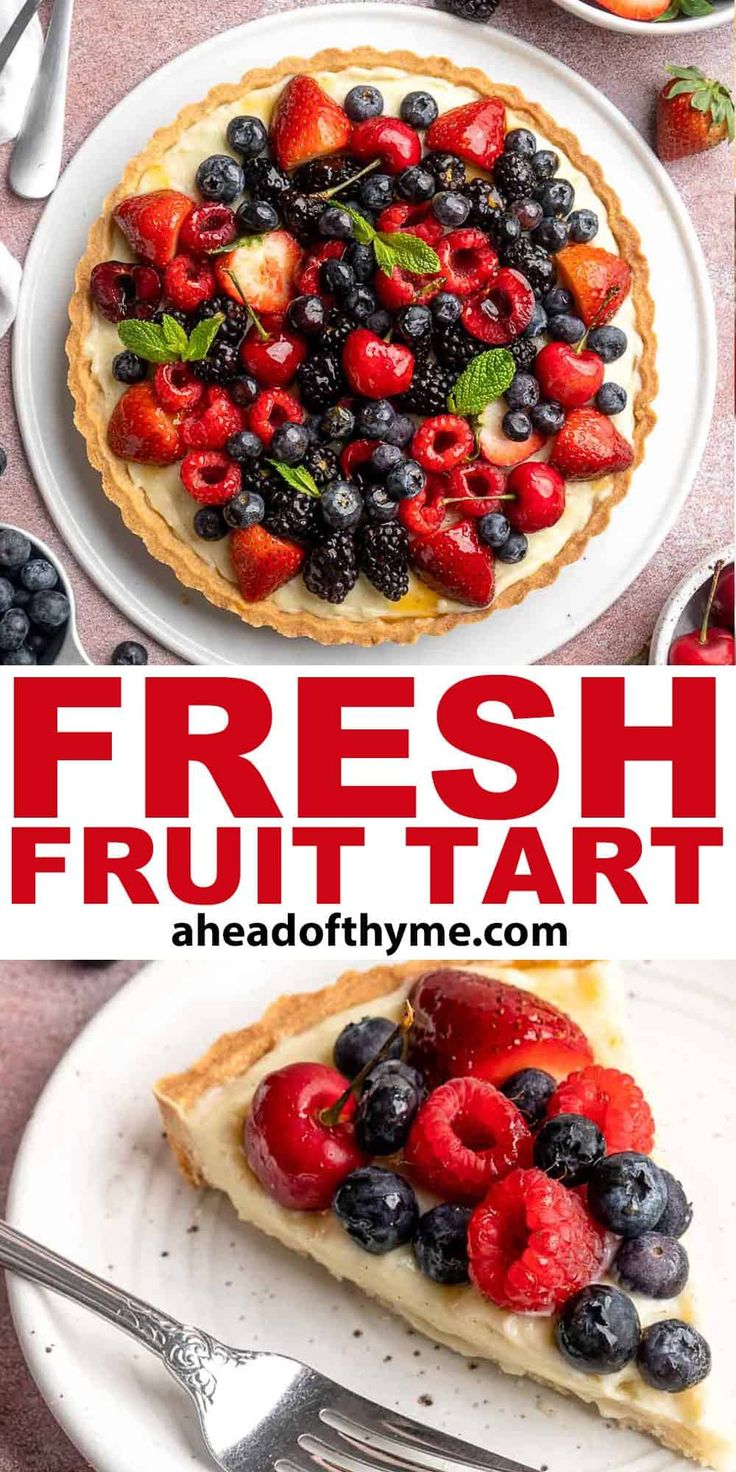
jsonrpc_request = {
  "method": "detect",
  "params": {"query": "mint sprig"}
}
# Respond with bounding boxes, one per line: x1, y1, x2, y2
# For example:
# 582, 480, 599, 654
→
267, 460, 321, 498
448, 349, 516, 416
117, 312, 225, 365
342, 205, 441, 277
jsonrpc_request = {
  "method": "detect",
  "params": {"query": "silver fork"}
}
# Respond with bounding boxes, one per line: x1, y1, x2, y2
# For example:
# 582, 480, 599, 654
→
0, 1220, 537, 1472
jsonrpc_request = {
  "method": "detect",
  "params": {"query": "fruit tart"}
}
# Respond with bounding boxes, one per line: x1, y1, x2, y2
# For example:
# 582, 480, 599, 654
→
155, 960, 730, 1469
69, 49, 656, 646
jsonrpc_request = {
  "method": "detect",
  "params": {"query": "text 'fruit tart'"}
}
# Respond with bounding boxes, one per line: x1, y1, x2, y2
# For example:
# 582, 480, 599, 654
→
155, 960, 730, 1469
69, 49, 657, 646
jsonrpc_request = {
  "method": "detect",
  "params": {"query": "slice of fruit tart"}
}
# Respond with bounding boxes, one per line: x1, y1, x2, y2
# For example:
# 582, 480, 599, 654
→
155, 960, 730, 1470
69, 49, 657, 647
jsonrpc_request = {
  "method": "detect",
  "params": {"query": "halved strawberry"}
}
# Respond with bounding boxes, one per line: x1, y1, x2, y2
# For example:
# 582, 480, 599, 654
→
555, 244, 631, 328
410, 519, 495, 608
551, 407, 634, 481
230, 524, 305, 602
270, 76, 352, 171
107, 383, 181, 465
114, 190, 194, 268
215, 232, 304, 313
426, 99, 506, 172
477, 401, 546, 469
596, 0, 668, 18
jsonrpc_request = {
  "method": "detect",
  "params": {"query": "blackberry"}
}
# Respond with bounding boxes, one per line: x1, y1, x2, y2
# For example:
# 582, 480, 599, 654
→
263, 485, 322, 545
241, 461, 280, 497
240, 157, 291, 203
297, 354, 344, 411
154, 307, 190, 331
303, 443, 339, 487
292, 154, 361, 194
192, 338, 242, 384
435, 323, 483, 372
424, 151, 466, 192
400, 361, 454, 416
461, 178, 501, 229
492, 154, 537, 203
194, 294, 249, 345
280, 191, 325, 243
319, 313, 355, 354
359, 522, 409, 602
444, 0, 500, 16
508, 337, 540, 371
303, 532, 358, 603
502, 237, 555, 294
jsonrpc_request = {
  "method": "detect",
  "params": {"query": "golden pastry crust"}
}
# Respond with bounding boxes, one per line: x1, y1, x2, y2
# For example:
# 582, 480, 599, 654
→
68, 47, 657, 647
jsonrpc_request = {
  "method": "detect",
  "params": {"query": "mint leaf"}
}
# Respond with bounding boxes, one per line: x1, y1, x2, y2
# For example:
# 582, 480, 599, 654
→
184, 313, 225, 362
117, 319, 179, 364
448, 349, 516, 416
375, 231, 440, 275
161, 313, 189, 356
373, 236, 396, 274
341, 205, 377, 247
267, 460, 321, 498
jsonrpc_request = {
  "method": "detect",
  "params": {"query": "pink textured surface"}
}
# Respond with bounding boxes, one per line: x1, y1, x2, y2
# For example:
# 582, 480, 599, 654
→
0, 0, 732, 665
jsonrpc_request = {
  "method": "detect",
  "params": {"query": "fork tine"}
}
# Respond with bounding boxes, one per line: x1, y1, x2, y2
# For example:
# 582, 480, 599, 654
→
321, 1407, 538, 1472
299, 1432, 400, 1472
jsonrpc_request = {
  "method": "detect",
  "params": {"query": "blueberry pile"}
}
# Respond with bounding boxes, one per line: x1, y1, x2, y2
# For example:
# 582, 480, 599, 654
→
0, 528, 71, 664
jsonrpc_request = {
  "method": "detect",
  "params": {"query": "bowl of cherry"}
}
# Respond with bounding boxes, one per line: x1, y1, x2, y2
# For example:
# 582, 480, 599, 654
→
649, 545, 735, 665
0, 523, 90, 665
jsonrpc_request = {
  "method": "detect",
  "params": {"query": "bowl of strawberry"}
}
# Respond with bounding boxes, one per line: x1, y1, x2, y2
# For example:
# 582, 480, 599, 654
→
549, 0, 732, 34
649, 546, 734, 665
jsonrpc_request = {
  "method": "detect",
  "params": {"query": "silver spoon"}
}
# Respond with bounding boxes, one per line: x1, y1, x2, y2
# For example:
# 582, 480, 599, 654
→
10, 0, 74, 199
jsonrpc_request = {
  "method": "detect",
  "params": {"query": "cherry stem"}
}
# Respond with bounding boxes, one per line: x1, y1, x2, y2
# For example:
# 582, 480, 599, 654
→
323, 158, 381, 199
222, 271, 269, 341
319, 1001, 415, 1129
698, 561, 724, 646
442, 494, 515, 507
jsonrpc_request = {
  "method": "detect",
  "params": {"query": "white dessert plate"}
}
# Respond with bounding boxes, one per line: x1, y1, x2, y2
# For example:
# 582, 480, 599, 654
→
7, 956, 736, 1472
550, 0, 732, 36
13, 4, 717, 665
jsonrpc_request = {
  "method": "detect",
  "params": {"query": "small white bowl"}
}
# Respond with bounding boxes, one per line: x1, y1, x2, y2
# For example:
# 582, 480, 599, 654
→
551, 0, 733, 34
649, 543, 735, 664
0, 522, 90, 664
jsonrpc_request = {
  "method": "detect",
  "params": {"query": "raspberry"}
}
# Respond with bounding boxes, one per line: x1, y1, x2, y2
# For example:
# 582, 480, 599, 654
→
180, 387, 244, 451
248, 389, 304, 447
152, 362, 204, 414
468, 1168, 605, 1313
180, 451, 241, 505
411, 414, 475, 474
406, 1077, 533, 1205
547, 1066, 655, 1156
436, 229, 498, 299
163, 253, 216, 312
179, 203, 237, 256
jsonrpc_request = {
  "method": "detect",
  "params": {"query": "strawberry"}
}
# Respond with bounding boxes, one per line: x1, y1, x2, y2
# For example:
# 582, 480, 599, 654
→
215, 231, 304, 314
230, 524, 305, 602
107, 383, 181, 465
270, 75, 351, 172
410, 519, 495, 608
555, 244, 631, 328
594, 0, 668, 17
426, 99, 506, 172
477, 402, 546, 469
551, 407, 634, 481
113, 191, 194, 268
656, 66, 734, 162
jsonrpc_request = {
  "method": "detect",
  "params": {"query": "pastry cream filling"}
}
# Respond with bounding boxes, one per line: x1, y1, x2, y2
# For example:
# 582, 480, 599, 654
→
86, 68, 644, 623
176, 962, 729, 1469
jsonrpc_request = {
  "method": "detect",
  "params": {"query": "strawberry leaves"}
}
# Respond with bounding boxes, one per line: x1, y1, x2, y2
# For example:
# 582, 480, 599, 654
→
663, 65, 734, 138
342, 205, 441, 277
448, 348, 516, 416
117, 312, 224, 364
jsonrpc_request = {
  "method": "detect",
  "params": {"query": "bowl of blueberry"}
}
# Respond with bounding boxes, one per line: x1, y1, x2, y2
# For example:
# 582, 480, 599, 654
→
0, 524, 90, 665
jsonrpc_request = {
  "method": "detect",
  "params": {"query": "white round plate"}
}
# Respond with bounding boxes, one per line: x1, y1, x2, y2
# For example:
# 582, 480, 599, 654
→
550, 0, 732, 36
7, 957, 736, 1472
13, 5, 716, 665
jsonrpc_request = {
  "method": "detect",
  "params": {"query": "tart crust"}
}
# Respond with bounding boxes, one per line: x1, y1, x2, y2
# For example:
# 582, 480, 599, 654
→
68, 48, 658, 648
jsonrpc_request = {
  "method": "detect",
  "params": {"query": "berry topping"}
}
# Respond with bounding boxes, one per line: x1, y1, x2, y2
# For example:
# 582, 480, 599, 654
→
107, 383, 181, 465
114, 190, 194, 267
638, 1321, 712, 1393
587, 1152, 667, 1238
355, 1064, 421, 1155
249, 388, 304, 446
215, 231, 304, 313
555, 243, 632, 327
152, 362, 204, 413
270, 76, 352, 172
230, 523, 306, 602
426, 99, 506, 173
412, 414, 474, 474
505, 462, 566, 534
551, 408, 634, 481
343, 328, 415, 399
411, 519, 495, 608
413, 1204, 472, 1286
448, 461, 505, 517
654, 1170, 693, 1239
226, 115, 268, 159
112, 351, 147, 385
303, 531, 359, 603
500, 1069, 557, 1127
613, 1232, 689, 1299
556, 1286, 641, 1374
359, 521, 410, 601
406, 1077, 532, 1204
334, 1166, 420, 1253
180, 386, 244, 451
547, 1065, 656, 1155
401, 90, 439, 130
244, 1061, 366, 1210
90, 261, 162, 323
534, 1114, 606, 1187
344, 84, 384, 122
350, 117, 423, 174
468, 1168, 605, 1313
239, 320, 306, 387
435, 228, 498, 298
462, 269, 535, 346
196, 154, 244, 203
180, 450, 241, 504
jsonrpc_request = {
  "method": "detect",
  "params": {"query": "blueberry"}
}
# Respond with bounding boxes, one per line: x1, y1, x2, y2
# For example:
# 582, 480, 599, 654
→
532, 400, 566, 435
271, 422, 310, 464
12, 587, 30, 608
548, 313, 585, 344
345, 285, 377, 321
556, 1286, 641, 1375
537, 179, 575, 218
344, 241, 375, 282
0, 529, 31, 571
396, 166, 435, 204
223, 491, 265, 530
532, 149, 559, 181
226, 115, 268, 159
320, 405, 355, 442
196, 154, 244, 203
534, 1114, 607, 1187
534, 217, 570, 253
112, 351, 147, 384
321, 480, 364, 532
3, 646, 36, 665
414, 1204, 472, 1286
513, 198, 543, 232
505, 128, 537, 157
334, 1018, 403, 1077
493, 212, 521, 248
478, 512, 512, 550
568, 208, 599, 244
496, 530, 528, 564
596, 382, 627, 416
587, 325, 627, 363
288, 294, 328, 335
372, 442, 404, 475
29, 590, 70, 629
0, 608, 30, 651
345, 84, 384, 121
503, 409, 533, 442
387, 459, 426, 501
613, 1233, 689, 1299
20, 559, 57, 592
588, 1153, 667, 1238
500, 1068, 557, 1127
236, 197, 279, 233
322, 259, 355, 296
334, 1166, 419, 1254
654, 1170, 693, 1239
304, 415, 323, 445
0, 577, 13, 613
226, 429, 263, 462
355, 1069, 421, 1155
525, 302, 548, 338
543, 286, 575, 317
319, 206, 354, 239
395, 304, 432, 348
230, 374, 259, 407
360, 173, 394, 212
432, 191, 471, 228
193, 506, 228, 540
367, 308, 392, 337
357, 399, 395, 439
432, 291, 462, 328
638, 1320, 711, 1393
506, 372, 539, 411
364, 484, 399, 523
111, 640, 148, 666
383, 413, 415, 449
364, 1059, 425, 1098
400, 90, 438, 130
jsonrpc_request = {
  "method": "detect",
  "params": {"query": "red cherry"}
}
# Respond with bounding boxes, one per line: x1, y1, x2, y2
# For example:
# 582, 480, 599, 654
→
90, 260, 162, 323
461, 269, 535, 346
342, 328, 414, 398
244, 1061, 366, 1210
240, 321, 307, 388
712, 562, 734, 630
669, 628, 734, 665
350, 117, 422, 174
535, 341, 604, 410
505, 462, 566, 533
